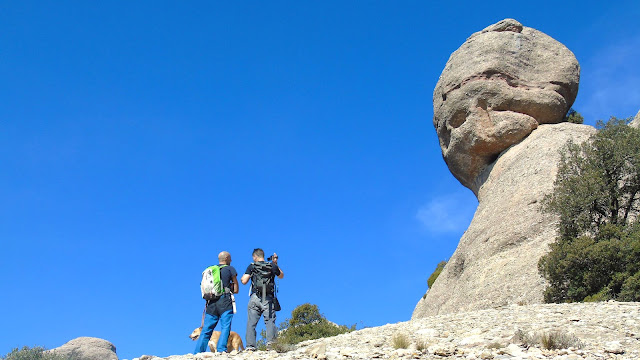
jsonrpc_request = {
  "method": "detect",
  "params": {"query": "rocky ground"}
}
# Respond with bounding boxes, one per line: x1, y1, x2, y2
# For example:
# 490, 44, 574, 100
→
132, 302, 639, 360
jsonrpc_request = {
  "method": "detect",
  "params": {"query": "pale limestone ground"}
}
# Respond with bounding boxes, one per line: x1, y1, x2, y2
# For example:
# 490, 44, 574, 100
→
132, 302, 639, 360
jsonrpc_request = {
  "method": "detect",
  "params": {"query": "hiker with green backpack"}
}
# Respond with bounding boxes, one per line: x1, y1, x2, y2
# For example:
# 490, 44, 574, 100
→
240, 248, 284, 351
195, 251, 239, 353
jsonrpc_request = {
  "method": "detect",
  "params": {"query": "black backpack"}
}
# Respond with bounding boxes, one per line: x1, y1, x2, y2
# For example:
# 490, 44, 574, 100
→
251, 262, 274, 297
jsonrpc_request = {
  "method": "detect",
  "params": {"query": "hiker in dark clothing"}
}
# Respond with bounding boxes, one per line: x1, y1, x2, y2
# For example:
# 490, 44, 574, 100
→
240, 248, 284, 350
195, 251, 239, 353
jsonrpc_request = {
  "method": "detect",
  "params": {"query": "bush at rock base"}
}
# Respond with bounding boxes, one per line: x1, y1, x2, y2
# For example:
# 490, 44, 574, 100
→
564, 109, 584, 124
257, 303, 355, 352
540, 117, 640, 302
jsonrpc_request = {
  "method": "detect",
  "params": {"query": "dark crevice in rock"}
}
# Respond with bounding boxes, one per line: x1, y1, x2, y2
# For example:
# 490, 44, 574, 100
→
442, 70, 520, 100
440, 122, 451, 149
452, 256, 466, 277
450, 108, 468, 129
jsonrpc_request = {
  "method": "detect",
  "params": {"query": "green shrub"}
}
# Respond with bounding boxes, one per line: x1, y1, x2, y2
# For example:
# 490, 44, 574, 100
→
427, 261, 447, 289
257, 303, 355, 351
540, 117, 640, 302
564, 109, 584, 124
423, 261, 447, 299
1, 346, 75, 360
583, 288, 611, 302
619, 271, 640, 301
543, 117, 640, 240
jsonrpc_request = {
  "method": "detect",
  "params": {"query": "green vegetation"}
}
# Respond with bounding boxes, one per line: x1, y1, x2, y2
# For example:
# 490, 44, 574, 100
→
427, 261, 447, 288
565, 108, 584, 124
423, 260, 447, 299
539, 117, 640, 302
1, 346, 75, 360
257, 303, 355, 352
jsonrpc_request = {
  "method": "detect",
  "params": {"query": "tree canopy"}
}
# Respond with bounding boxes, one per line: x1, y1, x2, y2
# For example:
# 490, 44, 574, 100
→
539, 117, 640, 302
544, 117, 640, 240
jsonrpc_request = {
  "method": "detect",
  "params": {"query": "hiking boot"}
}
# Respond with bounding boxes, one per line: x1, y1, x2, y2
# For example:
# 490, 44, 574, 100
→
244, 346, 256, 352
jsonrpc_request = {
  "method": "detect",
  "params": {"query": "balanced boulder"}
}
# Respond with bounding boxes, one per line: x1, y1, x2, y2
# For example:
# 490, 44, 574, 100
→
433, 19, 580, 195
414, 19, 590, 318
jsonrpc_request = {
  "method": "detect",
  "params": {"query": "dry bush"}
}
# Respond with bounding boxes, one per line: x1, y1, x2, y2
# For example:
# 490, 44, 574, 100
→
540, 331, 583, 350
513, 329, 583, 350
391, 333, 410, 349
415, 339, 429, 352
513, 329, 540, 348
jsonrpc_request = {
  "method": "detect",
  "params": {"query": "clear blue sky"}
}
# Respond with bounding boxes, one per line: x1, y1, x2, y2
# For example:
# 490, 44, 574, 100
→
1, 1, 639, 359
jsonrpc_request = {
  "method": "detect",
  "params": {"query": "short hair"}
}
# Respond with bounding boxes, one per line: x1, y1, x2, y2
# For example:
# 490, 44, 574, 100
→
252, 248, 265, 258
218, 251, 230, 262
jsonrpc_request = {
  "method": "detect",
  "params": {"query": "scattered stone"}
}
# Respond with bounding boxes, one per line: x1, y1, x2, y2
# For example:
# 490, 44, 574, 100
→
479, 350, 494, 359
604, 341, 624, 354
306, 343, 326, 358
431, 344, 455, 356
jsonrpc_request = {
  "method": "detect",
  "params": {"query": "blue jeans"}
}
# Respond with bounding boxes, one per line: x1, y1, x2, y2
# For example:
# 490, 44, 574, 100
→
194, 309, 233, 353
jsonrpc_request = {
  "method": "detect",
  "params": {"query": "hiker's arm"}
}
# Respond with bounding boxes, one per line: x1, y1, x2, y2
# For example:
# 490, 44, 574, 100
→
231, 275, 239, 294
273, 255, 284, 279
241, 273, 251, 285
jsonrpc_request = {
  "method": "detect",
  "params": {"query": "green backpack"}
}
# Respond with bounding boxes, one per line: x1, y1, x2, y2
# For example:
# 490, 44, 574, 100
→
201, 264, 227, 300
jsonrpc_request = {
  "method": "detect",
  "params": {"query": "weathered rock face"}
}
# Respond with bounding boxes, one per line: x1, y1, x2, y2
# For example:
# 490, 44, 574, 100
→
49, 337, 118, 360
413, 123, 595, 318
433, 19, 580, 194
631, 109, 640, 128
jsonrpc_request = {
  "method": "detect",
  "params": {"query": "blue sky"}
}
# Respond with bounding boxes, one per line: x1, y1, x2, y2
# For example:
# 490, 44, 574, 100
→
1, 1, 639, 359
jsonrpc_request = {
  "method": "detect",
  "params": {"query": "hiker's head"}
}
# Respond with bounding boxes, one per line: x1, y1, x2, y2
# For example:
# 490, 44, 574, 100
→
252, 248, 265, 262
218, 251, 231, 265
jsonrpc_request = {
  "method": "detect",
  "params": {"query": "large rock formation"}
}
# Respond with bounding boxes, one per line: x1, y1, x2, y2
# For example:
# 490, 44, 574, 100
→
433, 19, 580, 195
414, 19, 591, 318
413, 123, 594, 317
631, 109, 640, 128
48, 337, 118, 360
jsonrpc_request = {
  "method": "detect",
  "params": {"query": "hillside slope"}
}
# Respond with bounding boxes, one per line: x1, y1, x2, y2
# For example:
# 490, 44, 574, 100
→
133, 302, 639, 360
